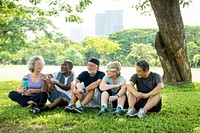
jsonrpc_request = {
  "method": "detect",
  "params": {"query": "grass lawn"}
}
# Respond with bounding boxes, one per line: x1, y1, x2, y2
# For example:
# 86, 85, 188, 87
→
0, 81, 200, 133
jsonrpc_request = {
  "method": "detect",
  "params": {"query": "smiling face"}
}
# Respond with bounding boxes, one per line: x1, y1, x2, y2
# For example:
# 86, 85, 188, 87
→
34, 59, 44, 73
87, 62, 98, 75
136, 66, 149, 78
106, 70, 118, 78
60, 64, 71, 73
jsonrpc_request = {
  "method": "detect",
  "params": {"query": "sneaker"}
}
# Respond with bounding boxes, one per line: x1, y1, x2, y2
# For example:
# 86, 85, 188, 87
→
98, 105, 108, 115
30, 107, 40, 115
65, 104, 75, 112
112, 107, 122, 116
126, 108, 137, 118
72, 105, 84, 114
133, 108, 146, 118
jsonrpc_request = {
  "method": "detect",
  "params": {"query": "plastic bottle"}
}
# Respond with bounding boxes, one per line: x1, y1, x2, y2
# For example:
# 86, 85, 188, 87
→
22, 75, 28, 95
107, 102, 113, 112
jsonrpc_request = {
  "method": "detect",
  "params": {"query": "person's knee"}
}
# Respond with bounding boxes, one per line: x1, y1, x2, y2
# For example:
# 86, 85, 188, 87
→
54, 97, 63, 103
8, 91, 17, 99
101, 91, 108, 96
149, 93, 161, 101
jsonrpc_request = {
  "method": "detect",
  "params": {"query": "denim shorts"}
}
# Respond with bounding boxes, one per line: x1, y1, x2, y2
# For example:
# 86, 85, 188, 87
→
48, 87, 71, 103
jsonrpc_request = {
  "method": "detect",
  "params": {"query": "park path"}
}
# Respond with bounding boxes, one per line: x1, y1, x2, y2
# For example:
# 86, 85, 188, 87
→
0, 66, 199, 82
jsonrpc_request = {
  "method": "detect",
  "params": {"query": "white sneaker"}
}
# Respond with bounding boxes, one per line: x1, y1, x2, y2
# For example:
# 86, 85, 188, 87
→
133, 108, 146, 118
126, 108, 137, 117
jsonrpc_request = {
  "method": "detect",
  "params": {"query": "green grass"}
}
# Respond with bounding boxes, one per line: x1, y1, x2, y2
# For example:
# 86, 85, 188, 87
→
0, 81, 200, 133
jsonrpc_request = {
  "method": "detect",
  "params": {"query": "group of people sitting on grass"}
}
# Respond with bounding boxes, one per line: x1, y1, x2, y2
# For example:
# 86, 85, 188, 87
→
8, 55, 164, 118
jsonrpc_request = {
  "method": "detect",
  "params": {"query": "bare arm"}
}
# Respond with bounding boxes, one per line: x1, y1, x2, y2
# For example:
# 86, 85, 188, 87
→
142, 82, 164, 99
17, 82, 24, 94
85, 79, 102, 91
99, 80, 125, 91
51, 80, 72, 91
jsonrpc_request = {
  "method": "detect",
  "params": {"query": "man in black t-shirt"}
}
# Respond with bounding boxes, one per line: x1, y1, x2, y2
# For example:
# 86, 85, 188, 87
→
126, 59, 164, 118
65, 58, 105, 114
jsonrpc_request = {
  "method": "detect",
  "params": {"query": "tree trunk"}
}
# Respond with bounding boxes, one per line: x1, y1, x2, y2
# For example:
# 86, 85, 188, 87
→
149, 0, 192, 83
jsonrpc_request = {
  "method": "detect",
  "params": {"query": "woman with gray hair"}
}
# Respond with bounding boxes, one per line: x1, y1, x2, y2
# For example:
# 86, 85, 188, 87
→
8, 55, 45, 107
98, 61, 128, 116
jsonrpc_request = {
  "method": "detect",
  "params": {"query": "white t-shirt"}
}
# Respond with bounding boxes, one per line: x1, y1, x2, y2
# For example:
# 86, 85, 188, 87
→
51, 72, 75, 99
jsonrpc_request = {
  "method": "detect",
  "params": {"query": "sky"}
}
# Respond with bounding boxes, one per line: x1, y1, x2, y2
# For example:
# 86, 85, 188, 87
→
51, 0, 200, 37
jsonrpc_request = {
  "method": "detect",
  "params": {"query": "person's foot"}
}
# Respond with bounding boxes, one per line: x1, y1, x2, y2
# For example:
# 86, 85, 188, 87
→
112, 106, 122, 116
126, 108, 137, 118
133, 108, 146, 118
72, 105, 84, 114
29, 107, 40, 115
64, 104, 75, 112
98, 105, 108, 115
27, 101, 37, 108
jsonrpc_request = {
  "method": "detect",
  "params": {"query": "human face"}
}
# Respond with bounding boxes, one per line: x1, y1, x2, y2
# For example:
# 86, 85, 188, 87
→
34, 59, 44, 72
87, 62, 98, 75
106, 70, 117, 78
136, 66, 148, 78
60, 64, 71, 73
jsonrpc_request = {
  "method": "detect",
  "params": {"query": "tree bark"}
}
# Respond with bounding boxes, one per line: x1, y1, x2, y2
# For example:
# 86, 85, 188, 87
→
149, 0, 192, 83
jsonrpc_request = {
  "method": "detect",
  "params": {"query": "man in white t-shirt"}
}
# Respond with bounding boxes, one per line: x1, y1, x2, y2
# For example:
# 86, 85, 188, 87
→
30, 60, 75, 115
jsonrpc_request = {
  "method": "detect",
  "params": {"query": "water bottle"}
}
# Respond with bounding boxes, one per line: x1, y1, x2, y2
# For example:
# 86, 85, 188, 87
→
22, 75, 28, 95
107, 102, 113, 112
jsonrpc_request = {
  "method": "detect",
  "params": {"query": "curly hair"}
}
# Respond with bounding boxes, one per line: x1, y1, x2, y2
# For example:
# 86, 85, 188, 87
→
27, 55, 45, 72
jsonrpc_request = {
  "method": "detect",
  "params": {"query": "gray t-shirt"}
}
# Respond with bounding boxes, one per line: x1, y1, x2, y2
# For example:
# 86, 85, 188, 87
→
130, 72, 162, 93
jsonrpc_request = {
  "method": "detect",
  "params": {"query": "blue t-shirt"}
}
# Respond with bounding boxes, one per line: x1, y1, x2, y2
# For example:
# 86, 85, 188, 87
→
130, 72, 162, 93
77, 71, 105, 88
103, 75, 126, 95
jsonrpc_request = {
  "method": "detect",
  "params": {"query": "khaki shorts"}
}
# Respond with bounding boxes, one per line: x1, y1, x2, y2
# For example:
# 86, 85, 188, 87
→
81, 88, 101, 108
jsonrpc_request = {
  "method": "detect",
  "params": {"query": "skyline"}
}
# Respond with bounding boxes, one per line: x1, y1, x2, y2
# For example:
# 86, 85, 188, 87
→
52, 0, 200, 37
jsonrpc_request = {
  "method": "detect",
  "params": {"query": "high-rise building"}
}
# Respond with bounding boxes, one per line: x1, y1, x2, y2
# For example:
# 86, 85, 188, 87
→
95, 10, 124, 36
70, 26, 93, 42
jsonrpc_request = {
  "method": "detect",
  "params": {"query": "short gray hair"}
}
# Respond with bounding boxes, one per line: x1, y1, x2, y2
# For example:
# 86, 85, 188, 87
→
27, 55, 45, 72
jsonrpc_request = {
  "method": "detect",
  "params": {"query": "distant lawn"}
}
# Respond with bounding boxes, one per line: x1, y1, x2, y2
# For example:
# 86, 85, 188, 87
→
0, 66, 200, 82
0, 81, 200, 133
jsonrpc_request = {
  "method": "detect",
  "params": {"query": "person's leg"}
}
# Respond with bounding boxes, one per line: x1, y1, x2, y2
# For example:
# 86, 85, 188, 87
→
98, 91, 110, 115
133, 94, 161, 118
37, 92, 48, 108
8, 91, 29, 107
81, 89, 95, 107
128, 92, 137, 108
48, 98, 68, 109
71, 91, 79, 105
101, 91, 109, 106
143, 93, 161, 112
126, 92, 138, 117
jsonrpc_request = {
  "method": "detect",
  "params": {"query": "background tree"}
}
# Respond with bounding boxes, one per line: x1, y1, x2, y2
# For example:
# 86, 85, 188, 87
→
83, 37, 121, 65
126, 43, 158, 66
135, 0, 192, 83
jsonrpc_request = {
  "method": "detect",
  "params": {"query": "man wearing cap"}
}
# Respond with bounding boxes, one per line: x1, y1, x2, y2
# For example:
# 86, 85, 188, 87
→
30, 60, 75, 115
65, 58, 105, 114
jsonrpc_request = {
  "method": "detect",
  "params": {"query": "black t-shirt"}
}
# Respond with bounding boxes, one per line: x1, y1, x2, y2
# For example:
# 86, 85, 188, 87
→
77, 71, 105, 88
130, 72, 162, 93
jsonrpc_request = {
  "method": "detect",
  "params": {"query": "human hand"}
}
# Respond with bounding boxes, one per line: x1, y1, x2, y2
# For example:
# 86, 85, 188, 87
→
17, 87, 23, 93
47, 84, 54, 92
24, 89, 32, 96
109, 96, 118, 102
134, 91, 143, 99
141, 93, 149, 99
73, 89, 83, 95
